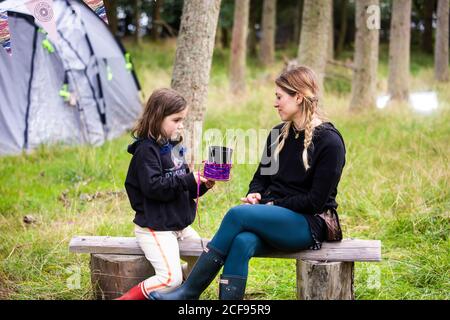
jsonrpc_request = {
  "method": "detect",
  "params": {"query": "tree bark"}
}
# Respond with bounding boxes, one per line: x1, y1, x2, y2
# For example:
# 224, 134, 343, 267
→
297, 0, 332, 92
134, 0, 141, 44
90, 254, 154, 300
349, 0, 379, 111
89, 253, 199, 300
388, 0, 412, 101
422, 0, 436, 54
171, 0, 222, 167
293, 0, 304, 45
248, 0, 259, 57
151, 0, 163, 40
230, 0, 250, 94
260, 0, 277, 66
435, 0, 449, 82
104, 0, 118, 36
297, 260, 354, 300
328, 0, 334, 61
336, 0, 348, 58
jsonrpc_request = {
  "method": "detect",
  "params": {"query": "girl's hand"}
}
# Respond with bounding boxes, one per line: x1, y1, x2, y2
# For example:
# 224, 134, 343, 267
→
194, 171, 208, 185
204, 179, 215, 189
240, 193, 261, 205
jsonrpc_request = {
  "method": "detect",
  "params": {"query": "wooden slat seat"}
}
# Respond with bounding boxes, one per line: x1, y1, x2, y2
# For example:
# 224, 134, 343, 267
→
69, 235, 382, 300
69, 236, 381, 262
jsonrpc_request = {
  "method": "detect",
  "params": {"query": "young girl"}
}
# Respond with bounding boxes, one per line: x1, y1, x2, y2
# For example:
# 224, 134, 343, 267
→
116, 88, 215, 300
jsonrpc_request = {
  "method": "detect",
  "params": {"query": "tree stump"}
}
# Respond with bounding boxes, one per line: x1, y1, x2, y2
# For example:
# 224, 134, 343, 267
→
296, 260, 354, 300
90, 254, 199, 300
181, 256, 199, 280
90, 254, 155, 300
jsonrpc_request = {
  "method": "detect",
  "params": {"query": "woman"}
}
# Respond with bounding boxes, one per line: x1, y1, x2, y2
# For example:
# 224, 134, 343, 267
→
150, 66, 346, 300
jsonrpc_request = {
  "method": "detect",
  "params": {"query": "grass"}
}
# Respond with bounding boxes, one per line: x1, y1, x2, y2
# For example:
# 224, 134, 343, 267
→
0, 38, 449, 300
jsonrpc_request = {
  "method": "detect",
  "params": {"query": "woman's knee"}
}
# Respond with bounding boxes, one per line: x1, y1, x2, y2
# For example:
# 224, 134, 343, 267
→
229, 232, 261, 258
223, 205, 256, 225
224, 206, 241, 220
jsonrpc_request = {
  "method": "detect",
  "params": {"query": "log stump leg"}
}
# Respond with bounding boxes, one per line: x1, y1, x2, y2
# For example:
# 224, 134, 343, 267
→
296, 260, 354, 300
181, 255, 199, 281
90, 254, 155, 300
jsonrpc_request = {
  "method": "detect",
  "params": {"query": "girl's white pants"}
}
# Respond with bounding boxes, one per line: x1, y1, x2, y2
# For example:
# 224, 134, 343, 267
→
134, 224, 201, 298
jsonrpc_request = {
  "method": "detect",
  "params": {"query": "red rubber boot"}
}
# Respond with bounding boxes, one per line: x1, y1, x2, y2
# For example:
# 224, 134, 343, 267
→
115, 282, 148, 300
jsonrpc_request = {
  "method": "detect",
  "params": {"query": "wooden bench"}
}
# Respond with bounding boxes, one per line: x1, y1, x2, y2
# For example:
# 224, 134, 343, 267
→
69, 236, 381, 300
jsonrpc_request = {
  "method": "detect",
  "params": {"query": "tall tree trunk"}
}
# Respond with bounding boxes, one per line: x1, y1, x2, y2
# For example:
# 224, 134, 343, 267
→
171, 0, 222, 166
294, 0, 304, 45
349, 0, 380, 111
104, 0, 118, 36
435, 0, 449, 82
248, 0, 258, 57
297, 0, 332, 92
134, 0, 141, 44
260, 0, 277, 66
422, 0, 436, 54
328, 0, 334, 61
388, 0, 412, 101
336, 0, 348, 58
230, 0, 250, 94
151, 0, 163, 40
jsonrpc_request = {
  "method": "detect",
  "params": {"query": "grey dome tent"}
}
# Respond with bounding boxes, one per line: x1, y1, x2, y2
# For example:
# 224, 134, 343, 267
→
0, 0, 142, 156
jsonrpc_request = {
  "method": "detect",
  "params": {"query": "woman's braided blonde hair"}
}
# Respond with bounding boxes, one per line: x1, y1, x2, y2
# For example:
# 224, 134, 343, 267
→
274, 66, 328, 171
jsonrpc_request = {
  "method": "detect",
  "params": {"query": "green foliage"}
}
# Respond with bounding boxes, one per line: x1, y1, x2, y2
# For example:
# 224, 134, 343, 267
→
219, 0, 235, 29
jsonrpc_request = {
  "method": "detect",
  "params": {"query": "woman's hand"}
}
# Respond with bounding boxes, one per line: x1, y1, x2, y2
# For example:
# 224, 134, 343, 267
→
240, 193, 261, 205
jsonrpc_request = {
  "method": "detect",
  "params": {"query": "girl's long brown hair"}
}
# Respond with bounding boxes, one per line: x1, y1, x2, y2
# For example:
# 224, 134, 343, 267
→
274, 66, 329, 171
132, 88, 187, 145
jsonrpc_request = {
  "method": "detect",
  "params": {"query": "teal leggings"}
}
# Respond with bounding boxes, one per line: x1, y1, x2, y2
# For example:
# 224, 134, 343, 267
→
208, 204, 314, 277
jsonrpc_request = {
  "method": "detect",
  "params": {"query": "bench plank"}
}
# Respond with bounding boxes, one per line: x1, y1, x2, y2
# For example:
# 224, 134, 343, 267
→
69, 236, 381, 262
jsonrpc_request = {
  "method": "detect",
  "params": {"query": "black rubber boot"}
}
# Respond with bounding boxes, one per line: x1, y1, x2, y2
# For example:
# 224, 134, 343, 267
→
149, 246, 224, 300
218, 274, 247, 300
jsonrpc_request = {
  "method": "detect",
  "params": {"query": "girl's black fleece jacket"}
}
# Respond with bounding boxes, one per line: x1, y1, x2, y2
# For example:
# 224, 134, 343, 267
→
125, 138, 209, 231
247, 121, 346, 243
